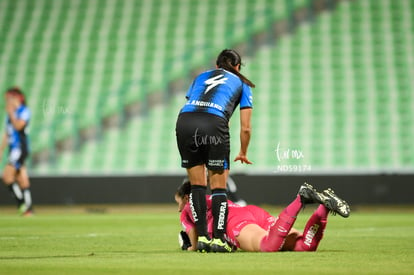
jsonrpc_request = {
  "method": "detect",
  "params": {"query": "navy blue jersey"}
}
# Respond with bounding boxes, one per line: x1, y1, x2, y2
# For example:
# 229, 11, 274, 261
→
180, 69, 253, 121
6, 105, 30, 151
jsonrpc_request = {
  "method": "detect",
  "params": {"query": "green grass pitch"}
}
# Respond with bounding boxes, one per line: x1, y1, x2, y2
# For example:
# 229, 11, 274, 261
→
0, 205, 413, 274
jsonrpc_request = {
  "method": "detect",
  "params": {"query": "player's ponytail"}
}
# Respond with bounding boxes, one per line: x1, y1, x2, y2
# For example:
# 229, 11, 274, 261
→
6, 86, 26, 106
216, 49, 255, 88
176, 179, 191, 199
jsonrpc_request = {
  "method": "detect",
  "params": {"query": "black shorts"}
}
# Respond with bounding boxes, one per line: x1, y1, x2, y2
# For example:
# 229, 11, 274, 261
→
8, 146, 29, 170
176, 112, 230, 170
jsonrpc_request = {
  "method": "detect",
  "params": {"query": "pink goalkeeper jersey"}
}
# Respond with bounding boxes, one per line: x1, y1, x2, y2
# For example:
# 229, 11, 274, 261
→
180, 195, 277, 248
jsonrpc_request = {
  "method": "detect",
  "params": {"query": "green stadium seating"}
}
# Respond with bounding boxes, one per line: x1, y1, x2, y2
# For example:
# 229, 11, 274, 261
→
0, 0, 412, 174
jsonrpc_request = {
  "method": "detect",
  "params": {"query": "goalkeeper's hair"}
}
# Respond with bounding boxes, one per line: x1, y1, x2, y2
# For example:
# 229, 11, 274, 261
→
176, 178, 191, 199
216, 49, 255, 88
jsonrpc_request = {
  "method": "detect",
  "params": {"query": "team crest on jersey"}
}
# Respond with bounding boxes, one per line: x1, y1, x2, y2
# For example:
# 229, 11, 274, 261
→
204, 74, 228, 94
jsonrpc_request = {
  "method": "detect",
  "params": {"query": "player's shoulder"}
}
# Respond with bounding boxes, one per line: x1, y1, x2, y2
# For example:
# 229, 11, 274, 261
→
196, 69, 219, 80
198, 69, 237, 78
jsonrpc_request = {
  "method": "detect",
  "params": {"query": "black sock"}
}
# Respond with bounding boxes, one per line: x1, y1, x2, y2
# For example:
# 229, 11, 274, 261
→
190, 185, 208, 238
7, 183, 24, 207
212, 188, 228, 241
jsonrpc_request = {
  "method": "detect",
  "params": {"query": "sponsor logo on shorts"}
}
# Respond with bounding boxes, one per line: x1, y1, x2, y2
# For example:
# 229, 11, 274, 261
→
208, 159, 225, 167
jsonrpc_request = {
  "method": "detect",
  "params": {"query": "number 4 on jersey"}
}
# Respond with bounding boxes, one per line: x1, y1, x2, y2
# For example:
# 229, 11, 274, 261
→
204, 74, 228, 94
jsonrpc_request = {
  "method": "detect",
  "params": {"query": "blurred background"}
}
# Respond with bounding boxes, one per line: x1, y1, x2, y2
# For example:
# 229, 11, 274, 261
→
0, 0, 413, 205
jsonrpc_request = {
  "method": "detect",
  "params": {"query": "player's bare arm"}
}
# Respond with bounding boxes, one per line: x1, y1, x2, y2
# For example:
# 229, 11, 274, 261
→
234, 108, 252, 164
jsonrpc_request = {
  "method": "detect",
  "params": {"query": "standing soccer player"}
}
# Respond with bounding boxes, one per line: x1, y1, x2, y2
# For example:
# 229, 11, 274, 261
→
1, 87, 33, 216
176, 49, 255, 252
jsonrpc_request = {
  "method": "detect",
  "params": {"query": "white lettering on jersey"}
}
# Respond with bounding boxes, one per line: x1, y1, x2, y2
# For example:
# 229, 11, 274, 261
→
204, 74, 228, 94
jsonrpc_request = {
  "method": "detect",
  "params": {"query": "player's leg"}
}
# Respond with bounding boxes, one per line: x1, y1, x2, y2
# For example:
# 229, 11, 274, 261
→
259, 201, 301, 252
236, 219, 302, 252
16, 166, 33, 215
293, 204, 328, 251
234, 205, 286, 252
260, 183, 322, 252
236, 224, 268, 252
176, 113, 211, 251
280, 228, 302, 251
205, 116, 232, 252
293, 186, 350, 251
3, 163, 24, 209
186, 165, 210, 251
208, 168, 232, 252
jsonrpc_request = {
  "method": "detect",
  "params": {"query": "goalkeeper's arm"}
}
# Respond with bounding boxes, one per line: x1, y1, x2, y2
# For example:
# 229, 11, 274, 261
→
179, 228, 198, 251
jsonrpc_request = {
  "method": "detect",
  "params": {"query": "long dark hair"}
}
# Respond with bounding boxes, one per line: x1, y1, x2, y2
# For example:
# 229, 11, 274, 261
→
176, 179, 191, 199
216, 49, 255, 88
6, 86, 26, 106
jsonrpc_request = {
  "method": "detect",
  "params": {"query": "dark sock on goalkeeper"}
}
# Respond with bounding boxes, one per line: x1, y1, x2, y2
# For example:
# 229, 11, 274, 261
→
189, 185, 208, 238
7, 183, 24, 207
212, 188, 228, 241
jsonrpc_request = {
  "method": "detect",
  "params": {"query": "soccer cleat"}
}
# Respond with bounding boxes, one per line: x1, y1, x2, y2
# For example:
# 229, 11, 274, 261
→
19, 204, 34, 217
22, 209, 34, 217
298, 182, 325, 205
322, 188, 351, 218
210, 238, 232, 253
18, 204, 28, 215
196, 236, 212, 253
